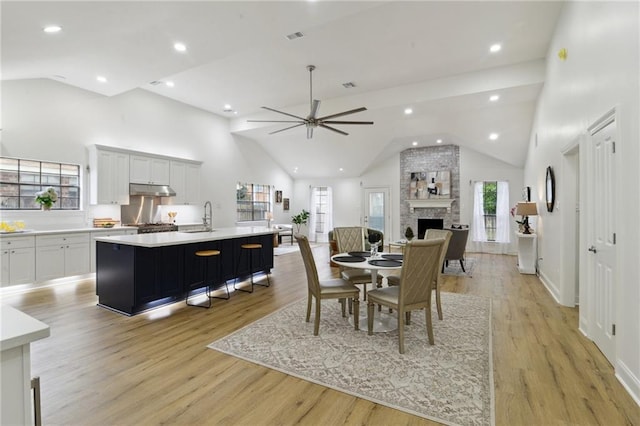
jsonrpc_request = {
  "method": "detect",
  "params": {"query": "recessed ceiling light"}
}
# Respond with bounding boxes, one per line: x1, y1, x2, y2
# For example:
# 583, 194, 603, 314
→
404, 108, 413, 115
224, 104, 232, 110
339, 168, 344, 172
490, 44, 502, 53
285, 32, 304, 40
174, 42, 187, 52
436, 139, 443, 144
165, 81, 175, 88
489, 133, 499, 140
412, 141, 418, 146
489, 94, 500, 102
43, 25, 62, 33
96, 75, 107, 83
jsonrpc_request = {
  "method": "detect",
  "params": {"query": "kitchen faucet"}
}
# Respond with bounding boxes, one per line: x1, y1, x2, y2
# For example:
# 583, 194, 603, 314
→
203, 201, 213, 231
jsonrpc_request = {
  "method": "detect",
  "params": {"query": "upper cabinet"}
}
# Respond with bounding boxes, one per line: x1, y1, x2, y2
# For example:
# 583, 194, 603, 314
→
130, 155, 170, 185
170, 161, 201, 205
88, 146, 130, 205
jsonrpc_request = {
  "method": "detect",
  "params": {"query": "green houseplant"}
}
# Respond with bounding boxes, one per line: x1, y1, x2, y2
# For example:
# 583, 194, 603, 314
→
292, 209, 310, 234
404, 226, 415, 241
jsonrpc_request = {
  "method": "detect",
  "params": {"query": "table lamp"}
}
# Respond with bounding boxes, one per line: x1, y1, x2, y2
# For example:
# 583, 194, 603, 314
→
516, 202, 538, 234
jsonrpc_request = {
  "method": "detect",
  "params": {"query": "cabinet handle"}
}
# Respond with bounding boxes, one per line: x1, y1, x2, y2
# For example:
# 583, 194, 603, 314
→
588, 245, 597, 253
11, 250, 15, 254
31, 376, 42, 426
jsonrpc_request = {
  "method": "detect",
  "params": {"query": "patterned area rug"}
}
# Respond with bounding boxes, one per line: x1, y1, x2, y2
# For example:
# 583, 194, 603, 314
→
443, 257, 476, 277
208, 292, 494, 426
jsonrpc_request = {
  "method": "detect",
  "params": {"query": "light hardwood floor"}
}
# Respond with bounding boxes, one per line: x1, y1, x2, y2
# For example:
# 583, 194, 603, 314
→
2, 246, 638, 425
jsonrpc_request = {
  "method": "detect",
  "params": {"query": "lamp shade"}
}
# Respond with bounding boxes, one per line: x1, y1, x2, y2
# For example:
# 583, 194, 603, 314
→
516, 202, 538, 216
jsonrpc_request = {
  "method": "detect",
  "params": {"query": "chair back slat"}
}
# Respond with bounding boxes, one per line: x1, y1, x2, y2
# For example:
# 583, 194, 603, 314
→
424, 229, 452, 285
399, 239, 445, 306
295, 234, 320, 297
334, 227, 365, 253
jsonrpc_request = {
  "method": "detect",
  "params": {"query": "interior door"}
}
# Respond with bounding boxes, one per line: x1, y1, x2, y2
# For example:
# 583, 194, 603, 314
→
587, 114, 617, 363
363, 187, 389, 243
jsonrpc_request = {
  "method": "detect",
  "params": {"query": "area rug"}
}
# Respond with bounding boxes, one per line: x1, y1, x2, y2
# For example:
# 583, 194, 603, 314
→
208, 292, 494, 426
443, 257, 476, 277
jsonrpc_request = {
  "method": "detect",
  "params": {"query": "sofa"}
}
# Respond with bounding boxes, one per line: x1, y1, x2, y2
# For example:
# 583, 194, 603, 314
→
328, 227, 384, 266
273, 224, 294, 245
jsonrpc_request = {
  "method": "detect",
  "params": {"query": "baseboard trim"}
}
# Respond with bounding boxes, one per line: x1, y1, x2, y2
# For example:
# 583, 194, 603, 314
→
616, 359, 640, 407
538, 270, 562, 305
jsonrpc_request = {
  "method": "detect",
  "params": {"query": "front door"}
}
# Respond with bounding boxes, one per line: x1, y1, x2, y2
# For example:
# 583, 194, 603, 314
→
587, 112, 617, 364
363, 187, 390, 242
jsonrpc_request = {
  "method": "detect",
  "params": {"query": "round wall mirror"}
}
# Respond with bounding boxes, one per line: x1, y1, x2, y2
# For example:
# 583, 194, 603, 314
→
546, 166, 555, 212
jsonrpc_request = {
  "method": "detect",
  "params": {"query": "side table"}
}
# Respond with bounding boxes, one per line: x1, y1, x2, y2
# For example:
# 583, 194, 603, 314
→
516, 232, 537, 274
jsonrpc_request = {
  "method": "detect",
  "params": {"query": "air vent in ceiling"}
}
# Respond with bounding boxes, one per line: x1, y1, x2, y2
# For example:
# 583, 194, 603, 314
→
342, 82, 356, 88
149, 80, 163, 86
285, 31, 304, 40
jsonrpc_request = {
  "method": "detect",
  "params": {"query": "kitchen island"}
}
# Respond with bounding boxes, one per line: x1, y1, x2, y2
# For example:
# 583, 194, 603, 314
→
94, 227, 276, 315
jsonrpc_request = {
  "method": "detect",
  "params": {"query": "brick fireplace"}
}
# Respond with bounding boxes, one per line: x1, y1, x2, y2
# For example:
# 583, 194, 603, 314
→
399, 145, 460, 236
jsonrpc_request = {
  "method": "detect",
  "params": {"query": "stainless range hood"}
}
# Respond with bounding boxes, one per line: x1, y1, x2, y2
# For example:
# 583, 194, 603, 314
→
129, 183, 176, 197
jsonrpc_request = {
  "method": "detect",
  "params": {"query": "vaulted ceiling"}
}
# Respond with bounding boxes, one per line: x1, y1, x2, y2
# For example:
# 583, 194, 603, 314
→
1, 1, 564, 178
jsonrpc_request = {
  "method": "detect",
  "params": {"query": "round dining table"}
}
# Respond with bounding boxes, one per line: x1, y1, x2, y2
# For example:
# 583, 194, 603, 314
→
331, 251, 403, 332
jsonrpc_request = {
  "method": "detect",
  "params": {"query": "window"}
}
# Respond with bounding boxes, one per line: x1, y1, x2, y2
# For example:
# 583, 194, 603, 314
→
307, 186, 333, 243
0, 157, 81, 210
236, 182, 271, 221
472, 181, 510, 243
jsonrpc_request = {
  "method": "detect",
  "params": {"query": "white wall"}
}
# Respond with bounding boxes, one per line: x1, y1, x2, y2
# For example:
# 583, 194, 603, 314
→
459, 146, 524, 255
526, 2, 639, 402
1, 79, 292, 229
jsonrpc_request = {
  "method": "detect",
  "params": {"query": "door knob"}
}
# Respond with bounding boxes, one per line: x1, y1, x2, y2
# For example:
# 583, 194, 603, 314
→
588, 245, 597, 253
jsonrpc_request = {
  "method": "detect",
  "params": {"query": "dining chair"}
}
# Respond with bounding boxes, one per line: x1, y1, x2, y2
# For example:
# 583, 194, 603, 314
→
445, 227, 469, 272
366, 238, 445, 353
295, 234, 360, 336
386, 229, 451, 320
333, 226, 383, 300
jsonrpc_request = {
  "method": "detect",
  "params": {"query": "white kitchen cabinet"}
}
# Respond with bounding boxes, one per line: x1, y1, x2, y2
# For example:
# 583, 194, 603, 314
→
90, 229, 137, 272
130, 155, 170, 185
88, 146, 130, 205
36, 233, 90, 281
169, 161, 201, 205
0, 236, 35, 287
1, 306, 49, 426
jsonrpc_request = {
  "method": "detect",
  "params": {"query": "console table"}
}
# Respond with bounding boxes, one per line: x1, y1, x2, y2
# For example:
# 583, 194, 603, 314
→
516, 232, 537, 274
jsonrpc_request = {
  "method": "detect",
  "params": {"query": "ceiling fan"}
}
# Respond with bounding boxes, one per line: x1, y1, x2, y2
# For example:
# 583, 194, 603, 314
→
248, 65, 373, 139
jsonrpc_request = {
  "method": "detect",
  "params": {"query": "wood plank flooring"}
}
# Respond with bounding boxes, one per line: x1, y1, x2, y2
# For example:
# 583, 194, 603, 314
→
2, 246, 638, 425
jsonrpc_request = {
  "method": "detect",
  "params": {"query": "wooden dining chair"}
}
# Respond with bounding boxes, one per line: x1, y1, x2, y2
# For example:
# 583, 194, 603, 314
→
386, 229, 451, 320
334, 227, 383, 300
366, 238, 445, 353
295, 234, 360, 336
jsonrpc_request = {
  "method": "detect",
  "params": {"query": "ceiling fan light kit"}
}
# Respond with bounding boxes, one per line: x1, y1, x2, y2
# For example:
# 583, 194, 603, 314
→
248, 65, 373, 139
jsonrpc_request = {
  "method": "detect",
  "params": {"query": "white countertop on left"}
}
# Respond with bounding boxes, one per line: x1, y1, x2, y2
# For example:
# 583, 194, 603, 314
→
0, 305, 50, 351
0, 226, 138, 237
94, 226, 277, 248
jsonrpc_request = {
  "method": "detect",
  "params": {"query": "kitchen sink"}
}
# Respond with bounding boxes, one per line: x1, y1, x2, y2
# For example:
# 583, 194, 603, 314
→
177, 229, 214, 234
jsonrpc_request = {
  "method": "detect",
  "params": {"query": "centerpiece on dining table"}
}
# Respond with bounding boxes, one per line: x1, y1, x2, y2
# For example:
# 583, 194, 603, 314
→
368, 232, 381, 258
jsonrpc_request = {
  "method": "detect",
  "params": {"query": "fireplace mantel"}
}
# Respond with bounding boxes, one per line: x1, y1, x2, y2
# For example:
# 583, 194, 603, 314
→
407, 199, 455, 212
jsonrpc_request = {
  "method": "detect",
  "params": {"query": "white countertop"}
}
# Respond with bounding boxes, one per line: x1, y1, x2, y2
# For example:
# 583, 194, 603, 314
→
0, 225, 138, 238
94, 226, 277, 248
0, 305, 50, 351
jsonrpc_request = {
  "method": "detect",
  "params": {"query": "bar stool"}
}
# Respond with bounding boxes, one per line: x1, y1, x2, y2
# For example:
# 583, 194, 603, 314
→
186, 249, 230, 308
234, 242, 270, 293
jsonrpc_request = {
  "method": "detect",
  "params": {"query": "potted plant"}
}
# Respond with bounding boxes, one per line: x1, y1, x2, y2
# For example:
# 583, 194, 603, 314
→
404, 226, 415, 241
292, 209, 310, 234
35, 187, 58, 210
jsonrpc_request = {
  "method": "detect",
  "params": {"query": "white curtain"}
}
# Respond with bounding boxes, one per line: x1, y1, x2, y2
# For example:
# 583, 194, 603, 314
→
325, 187, 333, 243
308, 187, 318, 242
495, 181, 511, 243
472, 181, 487, 242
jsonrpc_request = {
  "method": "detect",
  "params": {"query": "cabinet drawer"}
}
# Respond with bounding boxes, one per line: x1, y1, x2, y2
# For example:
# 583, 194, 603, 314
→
36, 233, 90, 247
0, 235, 35, 250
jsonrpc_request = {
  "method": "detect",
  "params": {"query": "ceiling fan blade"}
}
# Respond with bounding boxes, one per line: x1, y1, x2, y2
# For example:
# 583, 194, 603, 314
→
309, 100, 320, 119
307, 127, 313, 139
317, 107, 367, 121
322, 120, 374, 125
261, 106, 307, 121
319, 123, 349, 136
269, 123, 306, 135
248, 120, 305, 123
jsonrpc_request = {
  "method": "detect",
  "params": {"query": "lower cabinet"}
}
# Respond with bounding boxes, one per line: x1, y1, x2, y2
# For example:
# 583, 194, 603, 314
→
1, 236, 35, 287
96, 234, 274, 315
36, 233, 90, 281
90, 229, 137, 272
